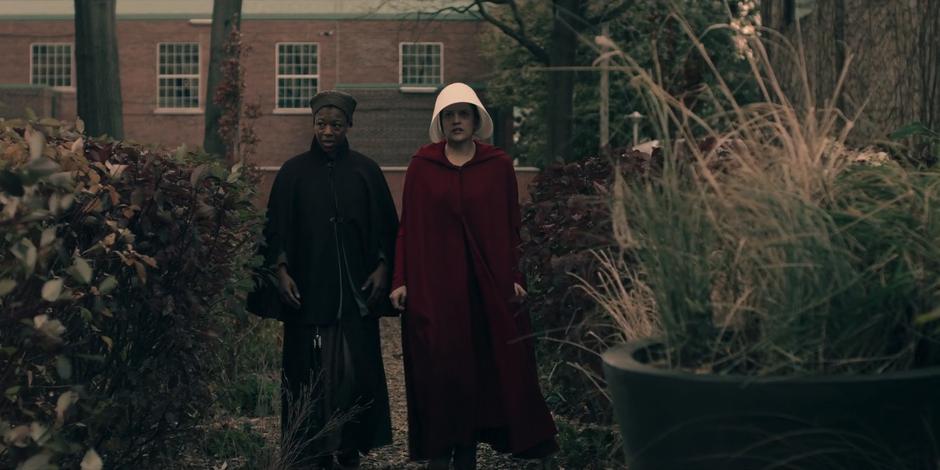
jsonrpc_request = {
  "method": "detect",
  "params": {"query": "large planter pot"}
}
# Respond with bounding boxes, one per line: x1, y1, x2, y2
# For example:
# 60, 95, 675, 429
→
602, 340, 940, 470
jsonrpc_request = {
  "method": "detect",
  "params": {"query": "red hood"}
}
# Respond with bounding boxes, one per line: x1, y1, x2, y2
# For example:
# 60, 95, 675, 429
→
412, 140, 507, 167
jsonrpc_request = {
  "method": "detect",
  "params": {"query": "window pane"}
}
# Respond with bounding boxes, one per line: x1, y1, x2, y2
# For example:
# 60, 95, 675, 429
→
276, 43, 319, 108
400, 43, 441, 86
277, 76, 318, 109
31, 43, 72, 87
157, 43, 200, 108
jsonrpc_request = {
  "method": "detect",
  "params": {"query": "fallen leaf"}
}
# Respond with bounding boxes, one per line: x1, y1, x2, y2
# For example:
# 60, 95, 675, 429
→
55, 390, 79, 426
98, 276, 118, 294
41, 278, 63, 302
26, 128, 45, 160
3, 424, 30, 447
10, 238, 37, 275
71, 256, 93, 284
134, 261, 147, 283
0, 279, 16, 296
40, 227, 56, 247
70, 137, 84, 154
80, 448, 103, 470
29, 421, 49, 446
35, 316, 66, 341
19, 451, 52, 470
139, 254, 158, 268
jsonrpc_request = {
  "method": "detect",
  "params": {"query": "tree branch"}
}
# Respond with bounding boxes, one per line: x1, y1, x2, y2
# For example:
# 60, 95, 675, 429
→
414, 3, 477, 18
475, 1, 550, 64
586, 0, 632, 25
506, 0, 528, 40
408, 0, 549, 65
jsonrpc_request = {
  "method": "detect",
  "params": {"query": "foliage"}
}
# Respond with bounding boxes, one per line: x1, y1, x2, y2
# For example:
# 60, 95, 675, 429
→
214, 23, 261, 164
591, 10, 940, 375
481, 0, 760, 166
210, 316, 281, 418
201, 422, 266, 464
889, 121, 940, 168
0, 117, 265, 468
553, 416, 621, 469
521, 148, 656, 423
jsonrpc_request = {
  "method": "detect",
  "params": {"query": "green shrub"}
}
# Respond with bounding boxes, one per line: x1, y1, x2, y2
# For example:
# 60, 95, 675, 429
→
481, 1, 760, 166
202, 422, 266, 462
589, 11, 940, 376
0, 118, 264, 468
889, 122, 940, 168
521, 150, 657, 424
554, 417, 621, 469
217, 368, 279, 418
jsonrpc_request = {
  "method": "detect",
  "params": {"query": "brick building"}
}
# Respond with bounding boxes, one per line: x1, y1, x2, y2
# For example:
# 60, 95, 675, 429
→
0, 0, 536, 206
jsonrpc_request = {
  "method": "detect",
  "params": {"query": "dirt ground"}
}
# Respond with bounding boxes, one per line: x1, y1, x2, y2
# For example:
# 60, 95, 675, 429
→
178, 317, 558, 469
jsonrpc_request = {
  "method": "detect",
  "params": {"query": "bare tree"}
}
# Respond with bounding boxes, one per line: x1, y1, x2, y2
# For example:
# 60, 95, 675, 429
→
203, 0, 243, 157
74, 0, 123, 138
762, 0, 940, 144
430, 0, 632, 162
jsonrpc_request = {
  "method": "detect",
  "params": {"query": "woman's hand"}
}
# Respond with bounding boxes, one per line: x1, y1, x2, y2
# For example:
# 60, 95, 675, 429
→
277, 265, 301, 309
389, 285, 407, 311
512, 282, 527, 301
361, 262, 389, 307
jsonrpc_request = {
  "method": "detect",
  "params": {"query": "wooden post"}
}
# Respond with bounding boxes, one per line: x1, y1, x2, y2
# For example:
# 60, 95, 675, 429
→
599, 22, 610, 155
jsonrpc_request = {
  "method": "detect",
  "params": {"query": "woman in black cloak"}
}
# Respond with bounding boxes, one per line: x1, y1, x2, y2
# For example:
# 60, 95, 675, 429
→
248, 90, 398, 470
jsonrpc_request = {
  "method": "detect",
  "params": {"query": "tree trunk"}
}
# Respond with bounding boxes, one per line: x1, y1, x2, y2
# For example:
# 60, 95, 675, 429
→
763, 0, 940, 143
74, 0, 123, 139
547, 0, 580, 162
203, 0, 243, 157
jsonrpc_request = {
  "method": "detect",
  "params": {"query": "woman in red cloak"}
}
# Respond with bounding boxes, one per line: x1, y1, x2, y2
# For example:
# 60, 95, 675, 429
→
389, 83, 558, 469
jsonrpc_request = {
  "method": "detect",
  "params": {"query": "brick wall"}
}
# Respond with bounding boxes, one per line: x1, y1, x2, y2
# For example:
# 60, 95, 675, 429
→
0, 85, 56, 119
340, 88, 439, 165
0, 18, 489, 166
256, 166, 538, 214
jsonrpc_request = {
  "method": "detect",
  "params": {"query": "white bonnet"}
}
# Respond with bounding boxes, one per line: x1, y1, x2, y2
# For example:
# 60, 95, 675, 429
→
428, 82, 494, 142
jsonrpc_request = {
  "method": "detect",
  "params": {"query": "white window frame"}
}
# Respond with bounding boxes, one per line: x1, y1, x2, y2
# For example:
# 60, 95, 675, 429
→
273, 42, 320, 114
29, 42, 75, 91
155, 42, 202, 113
398, 42, 443, 93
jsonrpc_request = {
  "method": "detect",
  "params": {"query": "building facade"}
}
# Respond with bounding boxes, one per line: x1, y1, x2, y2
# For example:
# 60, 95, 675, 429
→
0, 1, 535, 205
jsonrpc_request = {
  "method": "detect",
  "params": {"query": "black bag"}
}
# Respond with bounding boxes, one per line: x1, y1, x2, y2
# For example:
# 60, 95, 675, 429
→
245, 266, 284, 321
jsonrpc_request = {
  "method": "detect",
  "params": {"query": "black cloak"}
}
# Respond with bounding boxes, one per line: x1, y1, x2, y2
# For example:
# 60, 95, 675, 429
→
248, 138, 399, 324
247, 136, 398, 457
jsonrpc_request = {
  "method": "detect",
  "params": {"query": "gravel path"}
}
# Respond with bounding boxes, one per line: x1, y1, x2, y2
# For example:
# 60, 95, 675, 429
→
179, 317, 560, 469
359, 317, 544, 469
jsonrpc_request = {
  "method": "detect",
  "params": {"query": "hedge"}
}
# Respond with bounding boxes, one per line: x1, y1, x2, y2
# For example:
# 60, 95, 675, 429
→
0, 118, 264, 469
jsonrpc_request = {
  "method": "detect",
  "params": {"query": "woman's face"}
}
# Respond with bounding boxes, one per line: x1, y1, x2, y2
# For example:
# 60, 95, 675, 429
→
313, 106, 348, 154
439, 102, 477, 144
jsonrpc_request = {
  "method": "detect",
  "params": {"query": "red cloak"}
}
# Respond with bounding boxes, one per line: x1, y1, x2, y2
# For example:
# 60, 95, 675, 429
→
393, 141, 558, 460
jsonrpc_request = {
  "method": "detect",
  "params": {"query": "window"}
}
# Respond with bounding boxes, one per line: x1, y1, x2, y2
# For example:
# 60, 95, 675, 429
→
276, 43, 319, 109
400, 43, 442, 87
31, 43, 73, 88
157, 42, 200, 109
